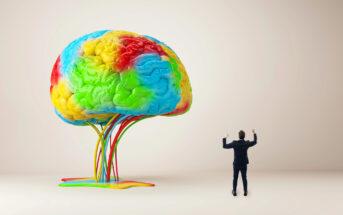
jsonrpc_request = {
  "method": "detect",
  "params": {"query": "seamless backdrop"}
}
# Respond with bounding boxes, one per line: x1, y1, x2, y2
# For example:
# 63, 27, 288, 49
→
0, 0, 342, 176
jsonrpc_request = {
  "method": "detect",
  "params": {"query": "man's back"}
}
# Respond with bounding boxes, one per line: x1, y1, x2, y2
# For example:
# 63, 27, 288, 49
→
223, 134, 257, 166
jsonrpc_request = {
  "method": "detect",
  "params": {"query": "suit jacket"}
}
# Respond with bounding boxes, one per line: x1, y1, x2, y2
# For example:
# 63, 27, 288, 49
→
223, 134, 257, 167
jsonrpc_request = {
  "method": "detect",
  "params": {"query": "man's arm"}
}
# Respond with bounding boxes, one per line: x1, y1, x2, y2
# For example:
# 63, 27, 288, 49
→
223, 134, 235, 149
246, 129, 257, 147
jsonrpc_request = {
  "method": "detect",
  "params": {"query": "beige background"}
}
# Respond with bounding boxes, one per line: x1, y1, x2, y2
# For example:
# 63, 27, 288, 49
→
0, 0, 342, 177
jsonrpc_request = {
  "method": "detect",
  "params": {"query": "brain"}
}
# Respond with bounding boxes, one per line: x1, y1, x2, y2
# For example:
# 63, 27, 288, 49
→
50, 30, 192, 125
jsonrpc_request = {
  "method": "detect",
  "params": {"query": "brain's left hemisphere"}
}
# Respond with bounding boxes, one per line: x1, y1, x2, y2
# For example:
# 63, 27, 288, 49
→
50, 30, 192, 125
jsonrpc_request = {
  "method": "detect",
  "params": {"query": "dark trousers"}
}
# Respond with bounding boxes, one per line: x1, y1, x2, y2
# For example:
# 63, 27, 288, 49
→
233, 165, 247, 192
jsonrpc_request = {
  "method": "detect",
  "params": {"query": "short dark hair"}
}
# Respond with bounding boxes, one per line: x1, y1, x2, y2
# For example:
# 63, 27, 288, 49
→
239, 130, 245, 140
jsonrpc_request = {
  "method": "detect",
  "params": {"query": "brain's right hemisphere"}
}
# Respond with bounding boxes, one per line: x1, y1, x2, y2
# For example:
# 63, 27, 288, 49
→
50, 31, 192, 125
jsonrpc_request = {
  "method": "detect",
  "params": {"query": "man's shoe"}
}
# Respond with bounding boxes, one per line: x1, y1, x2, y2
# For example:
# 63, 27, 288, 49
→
232, 190, 237, 196
244, 191, 248, 196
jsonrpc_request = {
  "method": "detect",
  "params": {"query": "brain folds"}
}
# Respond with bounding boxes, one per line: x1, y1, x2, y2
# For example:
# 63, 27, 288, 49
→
50, 30, 192, 125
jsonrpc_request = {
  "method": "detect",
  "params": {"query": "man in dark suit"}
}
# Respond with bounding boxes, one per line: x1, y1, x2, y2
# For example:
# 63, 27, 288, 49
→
223, 129, 257, 196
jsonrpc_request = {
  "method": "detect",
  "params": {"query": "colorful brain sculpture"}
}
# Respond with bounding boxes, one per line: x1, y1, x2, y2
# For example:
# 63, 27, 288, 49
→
50, 30, 192, 125
50, 30, 192, 189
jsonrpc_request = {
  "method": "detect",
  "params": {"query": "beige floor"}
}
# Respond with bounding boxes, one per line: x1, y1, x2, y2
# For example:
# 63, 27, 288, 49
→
0, 171, 342, 214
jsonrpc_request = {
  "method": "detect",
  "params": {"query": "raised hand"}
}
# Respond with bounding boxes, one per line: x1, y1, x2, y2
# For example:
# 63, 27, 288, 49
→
252, 129, 256, 134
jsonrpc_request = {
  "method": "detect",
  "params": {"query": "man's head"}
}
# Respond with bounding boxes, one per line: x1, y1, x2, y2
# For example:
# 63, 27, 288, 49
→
239, 130, 245, 140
